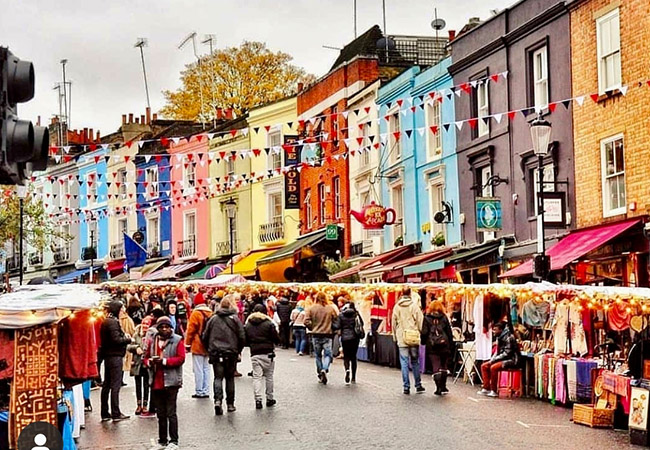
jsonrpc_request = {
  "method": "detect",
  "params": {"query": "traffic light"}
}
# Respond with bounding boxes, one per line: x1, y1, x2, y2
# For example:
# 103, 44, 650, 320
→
0, 47, 48, 185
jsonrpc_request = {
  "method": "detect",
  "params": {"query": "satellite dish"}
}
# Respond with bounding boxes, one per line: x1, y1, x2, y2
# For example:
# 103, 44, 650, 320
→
431, 18, 446, 31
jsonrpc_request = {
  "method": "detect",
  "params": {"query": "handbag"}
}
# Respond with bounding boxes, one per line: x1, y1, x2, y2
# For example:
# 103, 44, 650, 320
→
354, 313, 365, 339
403, 329, 421, 347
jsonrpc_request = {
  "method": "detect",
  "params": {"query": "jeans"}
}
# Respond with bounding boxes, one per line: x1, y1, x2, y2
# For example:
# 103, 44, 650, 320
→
251, 354, 275, 401
481, 361, 505, 392
311, 336, 333, 374
212, 355, 237, 405
192, 354, 211, 396
151, 387, 179, 445
100, 355, 124, 418
398, 346, 422, 390
279, 321, 291, 349
294, 327, 307, 354
134, 366, 150, 407
342, 339, 360, 379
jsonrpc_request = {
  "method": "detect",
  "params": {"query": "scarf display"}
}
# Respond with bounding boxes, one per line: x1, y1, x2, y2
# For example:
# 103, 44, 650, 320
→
607, 303, 631, 331
576, 360, 598, 403
555, 358, 567, 404
58, 310, 98, 386
522, 300, 550, 328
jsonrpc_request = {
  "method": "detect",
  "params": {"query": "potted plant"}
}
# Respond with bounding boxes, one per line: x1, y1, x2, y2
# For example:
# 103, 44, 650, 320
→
394, 236, 404, 247
432, 232, 446, 247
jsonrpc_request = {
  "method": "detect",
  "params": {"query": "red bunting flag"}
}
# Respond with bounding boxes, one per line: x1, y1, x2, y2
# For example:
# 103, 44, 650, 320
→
429, 125, 439, 135
507, 111, 517, 121
590, 93, 600, 103
549, 103, 558, 112
467, 118, 478, 129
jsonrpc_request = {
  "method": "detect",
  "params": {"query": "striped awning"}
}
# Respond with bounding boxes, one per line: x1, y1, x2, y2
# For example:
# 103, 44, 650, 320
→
140, 261, 203, 281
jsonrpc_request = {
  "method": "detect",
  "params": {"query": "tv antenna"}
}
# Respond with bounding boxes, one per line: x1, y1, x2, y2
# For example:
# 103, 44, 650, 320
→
134, 38, 151, 111
178, 32, 206, 128
431, 8, 446, 41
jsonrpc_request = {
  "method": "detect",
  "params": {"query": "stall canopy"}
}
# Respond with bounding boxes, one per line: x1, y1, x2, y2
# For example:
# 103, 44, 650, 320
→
0, 285, 102, 329
192, 274, 246, 286
105, 259, 125, 277
329, 245, 417, 281
140, 261, 204, 281
501, 219, 641, 278
258, 229, 328, 266
362, 247, 453, 282
56, 268, 91, 284
223, 249, 280, 278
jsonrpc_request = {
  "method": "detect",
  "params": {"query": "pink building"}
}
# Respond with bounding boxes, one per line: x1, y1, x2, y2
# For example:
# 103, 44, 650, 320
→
169, 136, 211, 264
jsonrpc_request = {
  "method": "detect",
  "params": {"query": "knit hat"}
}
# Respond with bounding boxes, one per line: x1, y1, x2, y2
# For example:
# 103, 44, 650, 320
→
194, 292, 206, 306
156, 316, 173, 327
253, 304, 267, 315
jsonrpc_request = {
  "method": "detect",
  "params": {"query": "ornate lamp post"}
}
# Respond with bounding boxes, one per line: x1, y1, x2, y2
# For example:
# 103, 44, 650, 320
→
530, 116, 553, 280
225, 198, 237, 275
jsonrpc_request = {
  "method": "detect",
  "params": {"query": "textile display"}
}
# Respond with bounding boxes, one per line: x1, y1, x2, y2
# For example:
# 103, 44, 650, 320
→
473, 294, 492, 360
603, 370, 631, 414
0, 331, 13, 380
555, 357, 566, 404
521, 300, 550, 328
10, 324, 58, 446
370, 290, 396, 334
569, 302, 588, 356
553, 303, 569, 355
576, 360, 598, 403
608, 302, 632, 331
566, 360, 578, 402
58, 310, 98, 385
548, 357, 555, 403
71, 384, 84, 439
509, 296, 519, 326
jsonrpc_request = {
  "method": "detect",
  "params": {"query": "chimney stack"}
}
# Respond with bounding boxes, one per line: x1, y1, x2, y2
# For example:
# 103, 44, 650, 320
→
83, 128, 88, 142
129, 113, 134, 124
89, 129, 94, 141
146, 107, 151, 124
135, 117, 140, 124
298, 82, 304, 92
37, 116, 41, 126
448, 30, 456, 42
216, 108, 223, 120
122, 114, 127, 125
140, 115, 145, 124
152, 113, 158, 121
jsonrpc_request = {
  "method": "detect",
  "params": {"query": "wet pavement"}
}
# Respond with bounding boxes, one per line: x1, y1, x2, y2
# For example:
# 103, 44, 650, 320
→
79, 348, 634, 449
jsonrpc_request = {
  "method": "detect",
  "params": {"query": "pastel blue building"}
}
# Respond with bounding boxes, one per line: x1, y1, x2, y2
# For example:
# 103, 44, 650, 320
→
377, 57, 461, 259
77, 148, 109, 269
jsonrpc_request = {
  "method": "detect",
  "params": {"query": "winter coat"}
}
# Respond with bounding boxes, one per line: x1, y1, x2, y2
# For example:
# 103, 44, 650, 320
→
201, 307, 245, 359
275, 298, 292, 323
127, 326, 147, 376
119, 310, 136, 371
491, 327, 520, 368
290, 308, 306, 328
244, 312, 280, 356
421, 312, 454, 355
304, 303, 338, 337
391, 296, 424, 348
145, 333, 186, 389
333, 307, 364, 342
185, 304, 213, 356
99, 301, 131, 358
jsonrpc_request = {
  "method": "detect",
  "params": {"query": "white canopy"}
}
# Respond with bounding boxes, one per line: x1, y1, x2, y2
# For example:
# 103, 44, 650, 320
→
0, 284, 102, 329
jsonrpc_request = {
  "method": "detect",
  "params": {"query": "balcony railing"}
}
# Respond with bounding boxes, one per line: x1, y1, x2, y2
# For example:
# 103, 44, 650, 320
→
177, 237, 196, 258
53, 246, 71, 263
259, 220, 285, 245
28, 252, 43, 266
110, 243, 125, 259
147, 241, 161, 258
350, 242, 364, 257
215, 239, 239, 257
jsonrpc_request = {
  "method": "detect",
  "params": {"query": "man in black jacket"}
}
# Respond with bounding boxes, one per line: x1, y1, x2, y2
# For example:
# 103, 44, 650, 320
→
201, 295, 245, 415
100, 300, 132, 421
245, 304, 280, 409
275, 293, 292, 349
478, 322, 520, 398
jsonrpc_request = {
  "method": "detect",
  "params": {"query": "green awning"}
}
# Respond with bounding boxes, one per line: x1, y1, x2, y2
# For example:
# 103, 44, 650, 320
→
403, 259, 446, 276
183, 265, 210, 280
257, 228, 329, 266
445, 243, 500, 264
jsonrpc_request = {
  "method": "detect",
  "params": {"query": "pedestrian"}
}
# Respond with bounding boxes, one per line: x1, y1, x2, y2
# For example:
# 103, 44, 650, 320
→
290, 300, 307, 356
391, 287, 425, 395
127, 295, 146, 326
304, 292, 338, 385
119, 306, 136, 386
244, 304, 280, 409
201, 295, 245, 415
145, 316, 186, 450
477, 321, 520, 398
421, 300, 453, 395
185, 292, 213, 399
333, 302, 364, 384
275, 292, 292, 349
165, 300, 185, 337
99, 300, 132, 422
127, 321, 152, 416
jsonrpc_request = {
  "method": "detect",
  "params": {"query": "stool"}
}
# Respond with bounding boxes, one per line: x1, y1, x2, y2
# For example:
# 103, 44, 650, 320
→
498, 369, 522, 398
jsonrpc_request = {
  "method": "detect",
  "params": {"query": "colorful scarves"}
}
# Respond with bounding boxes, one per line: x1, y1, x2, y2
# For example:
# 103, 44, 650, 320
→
566, 360, 578, 402
555, 358, 567, 404
576, 360, 598, 403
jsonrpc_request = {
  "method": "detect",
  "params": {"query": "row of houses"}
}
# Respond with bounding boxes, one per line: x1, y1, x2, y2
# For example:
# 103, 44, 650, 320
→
8, 0, 650, 287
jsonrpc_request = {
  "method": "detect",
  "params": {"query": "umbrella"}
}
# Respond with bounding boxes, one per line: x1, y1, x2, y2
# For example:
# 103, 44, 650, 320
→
27, 276, 57, 285
205, 264, 226, 280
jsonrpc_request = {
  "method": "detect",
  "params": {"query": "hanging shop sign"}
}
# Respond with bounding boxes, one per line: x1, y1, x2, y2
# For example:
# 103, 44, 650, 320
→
326, 224, 339, 241
284, 135, 301, 210
476, 197, 502, 231
132, 230, 145, 244
350, 202, 396, 230
542, 192, 567, 228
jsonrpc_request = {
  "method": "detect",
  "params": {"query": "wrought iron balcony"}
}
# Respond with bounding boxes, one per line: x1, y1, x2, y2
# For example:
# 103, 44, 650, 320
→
53, 246, 71, 263
259, 220, 285, 245
28, 252, 43, 266
110, 243, 125, 259
147, 241, 161, 258
177, 237, 196, 258
215, 239, 238, 257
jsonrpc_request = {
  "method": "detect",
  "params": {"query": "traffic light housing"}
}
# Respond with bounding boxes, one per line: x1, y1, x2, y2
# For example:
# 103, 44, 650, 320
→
0, 47, 48, 185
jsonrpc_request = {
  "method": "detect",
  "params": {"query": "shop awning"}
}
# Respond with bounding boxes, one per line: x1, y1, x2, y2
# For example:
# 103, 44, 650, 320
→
403, 249, 455, 277
329, 245, 415, 282
379, 248, 453, 281
110, 272, 130, 282
140, 261, 203, 281
257, 228, 329, 266
205, 264, 226, 279
130, 260, 169, 280
446, 242, 501, 265
223, 249, 279, 278
56, 268, 90, 284
105, 259, 125, 277
501, 219, 642, 278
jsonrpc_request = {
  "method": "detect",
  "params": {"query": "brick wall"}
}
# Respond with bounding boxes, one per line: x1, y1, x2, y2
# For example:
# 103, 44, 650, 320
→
571, 0, 650, 228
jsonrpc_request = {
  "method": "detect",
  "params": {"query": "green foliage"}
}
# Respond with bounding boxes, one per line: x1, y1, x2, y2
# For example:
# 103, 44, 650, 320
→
324, 257, 359, 283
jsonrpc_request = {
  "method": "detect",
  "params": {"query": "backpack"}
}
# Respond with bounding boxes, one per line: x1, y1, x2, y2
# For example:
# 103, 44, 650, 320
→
177, 301, 188, 318
428, 317, 449, 349
354, 313, 365, 339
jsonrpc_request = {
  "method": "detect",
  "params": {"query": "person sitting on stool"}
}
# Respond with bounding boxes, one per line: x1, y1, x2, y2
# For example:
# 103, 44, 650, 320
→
477, 321, 520, 398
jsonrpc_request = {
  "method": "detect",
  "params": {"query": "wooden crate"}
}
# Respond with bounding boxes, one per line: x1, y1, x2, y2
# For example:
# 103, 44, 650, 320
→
572, 403, 615, 428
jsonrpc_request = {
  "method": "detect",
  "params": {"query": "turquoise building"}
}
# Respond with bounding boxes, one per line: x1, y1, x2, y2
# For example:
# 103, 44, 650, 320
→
377, 57, 460, 257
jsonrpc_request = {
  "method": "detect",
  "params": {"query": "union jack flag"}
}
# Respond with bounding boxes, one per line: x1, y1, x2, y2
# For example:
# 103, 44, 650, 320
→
370, 290, 396, 334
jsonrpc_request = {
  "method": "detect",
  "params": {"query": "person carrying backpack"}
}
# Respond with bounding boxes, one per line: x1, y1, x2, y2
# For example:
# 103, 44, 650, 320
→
421, 300, 454, 396
333, 302, 365, 384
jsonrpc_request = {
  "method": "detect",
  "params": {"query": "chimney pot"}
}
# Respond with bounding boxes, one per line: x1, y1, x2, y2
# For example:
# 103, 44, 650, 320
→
152, 113, 158, 121
146, 107, 151, 124
129, 113, 134, 123
89, 128, 94, 141
135, 117, 140, 124
122, 114, 127, 124
96, 131, 101, 140
37, 115, 41, 126
298, 82, 304, 92
140, 115, 145, 124
448, 30, 456, 42
83, 128, 88, 141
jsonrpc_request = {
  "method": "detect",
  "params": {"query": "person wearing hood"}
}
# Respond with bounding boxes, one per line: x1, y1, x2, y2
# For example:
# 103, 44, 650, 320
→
244, 304, 280, 409
185, 293, 213, 399
275, 292, 292, 349
201, 295, 245, 415
144, 316, 186, 450
391, 287, 425, 395
99, 300, 133, 422
478, 322, 520, 398
290, 301, 307, 356
421, 300, 454, 395
333, 302, 364, 384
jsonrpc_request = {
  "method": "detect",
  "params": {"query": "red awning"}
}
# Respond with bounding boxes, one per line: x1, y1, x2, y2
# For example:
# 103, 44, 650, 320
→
328, 245, 416, 281
106, 259, 125, 276
501, 219, 641, 278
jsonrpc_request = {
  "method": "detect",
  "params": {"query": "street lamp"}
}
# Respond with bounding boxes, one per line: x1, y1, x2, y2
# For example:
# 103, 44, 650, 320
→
530, 116, 552, 280
225, 198, 237, 274
16, 186, 27, 285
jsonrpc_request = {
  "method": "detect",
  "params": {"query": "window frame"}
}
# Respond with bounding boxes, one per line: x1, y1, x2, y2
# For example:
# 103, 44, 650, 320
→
479, 165, 495, 242
318, 182, 326, 226
184, 162, 196, 189
600, 133, 626, 217
145, 167, 159, 200
425, 99, 443, 160
477, 81, 490, 137
333, 176, 341, 220
268, 191, 283, 224
118, 169, 128, 196
267, 129, 282, 171
532, 46, 549, 109
428, 177, 446, 241
390, 183, 404, 247
183, 211, 196, 241
596, 8, 622, 94
388, 109, 401, 163
305, 189, 312, 229
147, 214, 160, 247
360, 120, 371, 166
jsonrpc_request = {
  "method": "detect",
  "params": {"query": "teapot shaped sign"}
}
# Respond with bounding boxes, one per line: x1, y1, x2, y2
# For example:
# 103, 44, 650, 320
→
350, 201, 396, 230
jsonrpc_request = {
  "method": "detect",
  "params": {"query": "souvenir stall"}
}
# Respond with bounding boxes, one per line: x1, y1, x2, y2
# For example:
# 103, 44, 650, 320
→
0, 285, 102, 450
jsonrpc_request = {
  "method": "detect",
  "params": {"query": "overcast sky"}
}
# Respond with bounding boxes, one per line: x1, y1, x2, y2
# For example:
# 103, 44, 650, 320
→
1, 0, 507, 136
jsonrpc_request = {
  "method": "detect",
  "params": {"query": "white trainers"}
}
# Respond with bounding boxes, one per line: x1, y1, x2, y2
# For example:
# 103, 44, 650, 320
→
477, 388, 490, 396
166, 443, 180, 450
487, 390, 499, 398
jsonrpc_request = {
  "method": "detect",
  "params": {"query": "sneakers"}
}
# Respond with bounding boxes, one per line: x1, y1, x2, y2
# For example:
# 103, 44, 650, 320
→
135, 406, 142, 416
112, 414, 130, 422
166, 443, 179, 450
320, 370, 328, 385
266, 399, 276, 407
148, 443, 166, 450
298, 352, 304, 356
100, 416, 111, 422
345, 370, 351, 384
416, 386, 426, 394
403, 389, 410, 395
477, 388, 490, 396
214, 402, 223, 416
487, 390, 499, 398
140, 411, 156, 418
255, 400, 263, 410
227, 404, 236, 413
